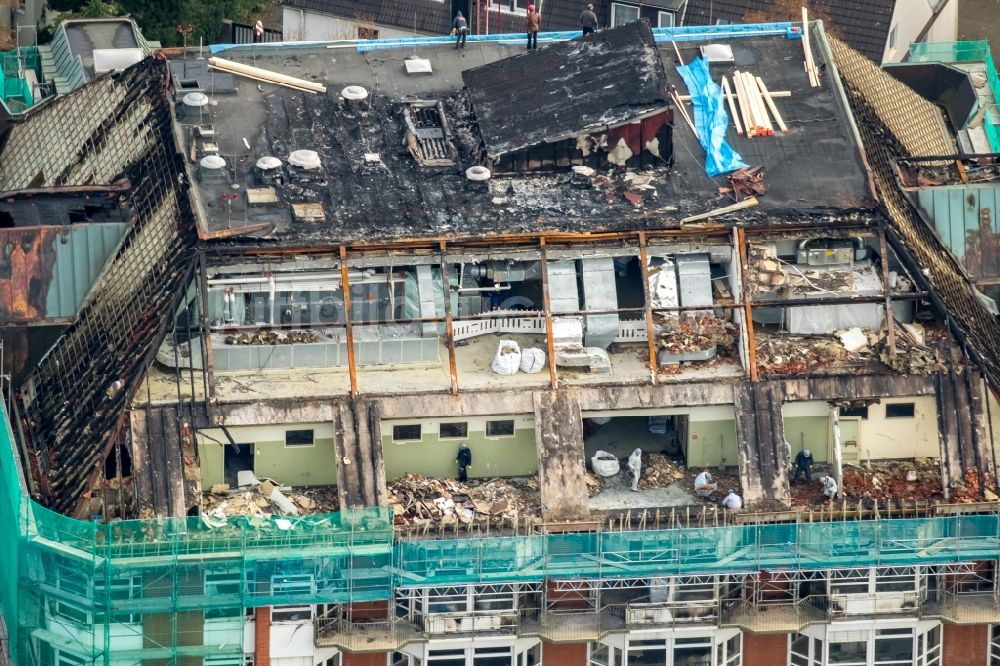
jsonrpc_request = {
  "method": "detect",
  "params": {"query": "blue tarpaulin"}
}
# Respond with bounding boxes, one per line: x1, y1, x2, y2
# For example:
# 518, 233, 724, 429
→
676, 56, 748, 177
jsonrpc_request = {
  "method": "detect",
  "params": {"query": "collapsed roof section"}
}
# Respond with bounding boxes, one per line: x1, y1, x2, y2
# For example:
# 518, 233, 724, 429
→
0, 60, 199, 516
828, 33, 1000, 435
462, 21, 671, 162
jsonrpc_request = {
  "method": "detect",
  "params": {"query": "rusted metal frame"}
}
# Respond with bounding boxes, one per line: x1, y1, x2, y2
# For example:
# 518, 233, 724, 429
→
209, 227, 733, 256
749, 292, 928, 308
736, 227, 758, 382
205, 305, 654, 333
439, 241, 459, 396
878, 221, 897, 355
197, 252, 216, 415
538, 238, 559, 390
0, 177, 132, 200
637, 232, 659, 385
339, 246, 359, 398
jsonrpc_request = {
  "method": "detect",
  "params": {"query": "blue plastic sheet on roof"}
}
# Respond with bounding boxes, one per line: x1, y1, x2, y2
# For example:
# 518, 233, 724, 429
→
676, 56, 748, 177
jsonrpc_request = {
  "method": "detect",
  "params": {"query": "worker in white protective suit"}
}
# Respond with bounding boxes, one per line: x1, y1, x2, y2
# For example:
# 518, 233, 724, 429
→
820, 475, 838, 501
694, 467, 717, 498
627, 448, 642, 491
722, 489, 742, 510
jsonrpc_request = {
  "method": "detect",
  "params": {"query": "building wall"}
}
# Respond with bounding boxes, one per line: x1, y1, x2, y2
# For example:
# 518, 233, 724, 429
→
197, 422, 337, 487
686, 419, 739, 468
381, 415, 536, 481
942, 623, 987, 666
883, 0, 958, 63
742, 632, 788, 666
281, 7, 429, 42
342, 654, 386, 666
782, 396, 938, 461
542, 641, 587, 665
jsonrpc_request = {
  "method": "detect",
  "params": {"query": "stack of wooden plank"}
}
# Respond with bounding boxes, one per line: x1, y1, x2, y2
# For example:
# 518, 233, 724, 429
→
721, 72, 788, 138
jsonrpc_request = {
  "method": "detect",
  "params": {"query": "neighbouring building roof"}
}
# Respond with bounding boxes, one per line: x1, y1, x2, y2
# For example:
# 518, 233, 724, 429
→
282, 0, 452, 35
681, 0, 897, 62
462, 21, 670, 160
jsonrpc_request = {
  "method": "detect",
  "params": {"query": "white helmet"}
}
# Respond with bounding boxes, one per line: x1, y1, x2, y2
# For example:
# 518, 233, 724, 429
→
803, 449, 812, 457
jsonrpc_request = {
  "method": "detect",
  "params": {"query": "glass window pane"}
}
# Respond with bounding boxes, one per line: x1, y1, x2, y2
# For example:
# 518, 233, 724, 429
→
874, 636, 913, 663
829, 640, 867, 665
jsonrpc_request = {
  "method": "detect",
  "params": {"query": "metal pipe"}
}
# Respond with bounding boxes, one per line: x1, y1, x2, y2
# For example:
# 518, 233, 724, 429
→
339, 246, 359, 397
539, 239, 559, 390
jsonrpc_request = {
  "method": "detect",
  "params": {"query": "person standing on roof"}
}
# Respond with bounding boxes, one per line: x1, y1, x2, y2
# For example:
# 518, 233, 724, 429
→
793, 449, 814, 484
580, 4, 598, 35
627, 448, 642, 491
452, 11, 468, 50
456, 441, 472, 483
253, 20, 264, 43
526, 4, 541, 50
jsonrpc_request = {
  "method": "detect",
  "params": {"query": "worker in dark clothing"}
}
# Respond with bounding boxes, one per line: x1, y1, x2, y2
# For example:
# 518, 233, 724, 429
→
452, 12, 468, 49
525, 4, 541, 49
580, 4, 598, 35
456, 441, 472, 482
793, 449, 814, 484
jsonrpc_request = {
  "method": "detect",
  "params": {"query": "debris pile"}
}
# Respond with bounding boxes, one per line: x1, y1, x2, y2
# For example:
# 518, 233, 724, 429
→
656, 316, 738, 355
950, 468, 1000, 503
757, 333, 858, 374
201, 479, 339, 520
637, 453, 686, 489
224, 329, 322, 345
876, 322, 949, 375
840, 460, 943, 502
387, 473, 541, 528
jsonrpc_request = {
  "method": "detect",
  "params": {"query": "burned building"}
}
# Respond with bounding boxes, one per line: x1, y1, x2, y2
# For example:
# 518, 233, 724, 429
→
2, 16, 1000, 666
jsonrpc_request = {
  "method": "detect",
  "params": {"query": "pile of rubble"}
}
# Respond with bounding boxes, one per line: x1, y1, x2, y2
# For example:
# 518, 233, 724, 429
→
201, 476, 339, 522
637, 453, 686, 489
655, 316, 738, 355
840, 460, 943, 502
224, 329, 322, 345
876, 322, 950, 375
756, 333, 858, 374
388, 473, 541, 528
950, 468, 1000, 503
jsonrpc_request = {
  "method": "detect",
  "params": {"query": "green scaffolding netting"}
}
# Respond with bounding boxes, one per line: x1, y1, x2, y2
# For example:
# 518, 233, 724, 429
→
3, 399, 1000, 663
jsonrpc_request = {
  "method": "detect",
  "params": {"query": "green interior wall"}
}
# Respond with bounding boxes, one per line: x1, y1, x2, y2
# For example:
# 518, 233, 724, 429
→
685, 420, 738, 468
784, 416, 830, 462
198, 436, 337, 487
382, 429, 537, 481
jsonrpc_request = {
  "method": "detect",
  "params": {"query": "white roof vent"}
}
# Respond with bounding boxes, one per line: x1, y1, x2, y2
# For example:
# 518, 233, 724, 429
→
288, 149, 322, 170
256, 156, 282, 170
183, 92, 209, 107
466, 165, 491, 182
200, 155, 227, 170
341, 85, 369, 101
700, 44, 735, 63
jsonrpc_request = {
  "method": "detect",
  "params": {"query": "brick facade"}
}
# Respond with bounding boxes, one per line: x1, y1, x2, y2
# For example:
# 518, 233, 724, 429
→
254, 607, 271, 666
542, 642, 588, 665
342, 653, 390, 666
943, 624, 988, 666
743, 632, 788, 666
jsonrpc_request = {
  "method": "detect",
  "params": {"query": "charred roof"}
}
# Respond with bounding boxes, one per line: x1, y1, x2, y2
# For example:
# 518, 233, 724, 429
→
181, 25, 873, 247
462, 21, 670, 159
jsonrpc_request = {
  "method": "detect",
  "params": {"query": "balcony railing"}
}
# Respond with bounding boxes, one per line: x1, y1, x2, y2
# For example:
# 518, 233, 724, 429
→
828, 591, 920, 618
924, 589, 1000, 625
423, 609, 519, 636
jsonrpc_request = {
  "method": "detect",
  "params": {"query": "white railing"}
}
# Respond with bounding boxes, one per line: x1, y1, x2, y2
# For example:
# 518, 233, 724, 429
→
423, 610, 519, 635
829, 591, 919, 617
625, 600, 718, 626
451, 311, 647, 343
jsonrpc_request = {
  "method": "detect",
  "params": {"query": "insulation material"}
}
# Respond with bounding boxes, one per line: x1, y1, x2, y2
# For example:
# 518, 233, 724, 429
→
675, 57, 748, 176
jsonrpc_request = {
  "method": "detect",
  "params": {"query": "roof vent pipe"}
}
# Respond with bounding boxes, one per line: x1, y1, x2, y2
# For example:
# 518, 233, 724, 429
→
288, 150, 322, 170
341, 85, 369, 101
466, 166, 491, 182
256, 156, 282, 171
